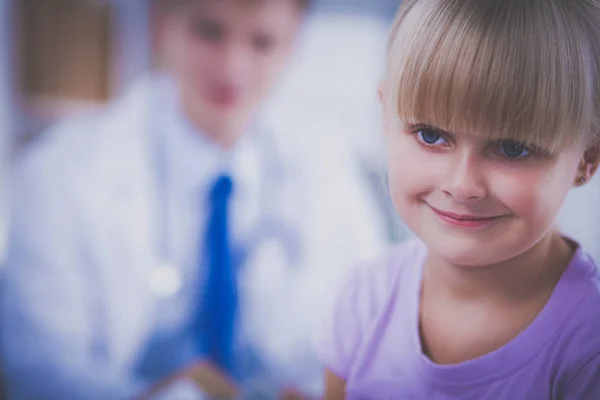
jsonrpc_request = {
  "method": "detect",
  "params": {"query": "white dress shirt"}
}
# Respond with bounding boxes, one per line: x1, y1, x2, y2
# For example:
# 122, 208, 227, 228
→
135, 84, 273, 390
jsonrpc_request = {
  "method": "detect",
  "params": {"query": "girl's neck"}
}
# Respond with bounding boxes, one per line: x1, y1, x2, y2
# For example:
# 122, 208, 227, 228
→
423, 231, 575, 305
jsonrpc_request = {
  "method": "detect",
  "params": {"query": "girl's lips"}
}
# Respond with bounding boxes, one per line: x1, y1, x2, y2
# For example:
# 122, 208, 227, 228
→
428, 205, 507, 228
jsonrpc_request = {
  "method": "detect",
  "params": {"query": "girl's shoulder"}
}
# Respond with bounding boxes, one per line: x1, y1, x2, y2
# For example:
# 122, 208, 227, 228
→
317, 237, 425, 378
551, 248, 600, 396
343, 237, 425, 303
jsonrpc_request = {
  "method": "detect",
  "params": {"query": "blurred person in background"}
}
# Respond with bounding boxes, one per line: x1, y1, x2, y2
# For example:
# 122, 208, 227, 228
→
1, 0, 387, 399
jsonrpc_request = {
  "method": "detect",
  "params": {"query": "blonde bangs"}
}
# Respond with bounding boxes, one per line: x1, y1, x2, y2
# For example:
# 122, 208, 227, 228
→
384, 0, 600, 152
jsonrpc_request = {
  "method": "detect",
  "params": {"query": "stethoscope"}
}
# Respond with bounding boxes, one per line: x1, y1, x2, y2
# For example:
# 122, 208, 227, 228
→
147, 88, 303, 299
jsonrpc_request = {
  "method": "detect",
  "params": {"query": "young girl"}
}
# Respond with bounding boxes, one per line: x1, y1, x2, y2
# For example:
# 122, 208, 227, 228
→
318, 0, 600, 398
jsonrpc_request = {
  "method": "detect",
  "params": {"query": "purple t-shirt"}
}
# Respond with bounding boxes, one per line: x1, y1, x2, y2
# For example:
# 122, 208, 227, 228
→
318, 239, 600, 399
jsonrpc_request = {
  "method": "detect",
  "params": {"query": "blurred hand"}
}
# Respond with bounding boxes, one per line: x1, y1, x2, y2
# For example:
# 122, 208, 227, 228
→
139, 362, 315, 400
279, 387, 311, 400
185, 361, 239, 399
138, 360, 239, 400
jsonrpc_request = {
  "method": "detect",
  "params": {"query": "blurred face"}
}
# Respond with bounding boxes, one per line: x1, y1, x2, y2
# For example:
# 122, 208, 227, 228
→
386, 118, 587, 267
162, 0, 303, 144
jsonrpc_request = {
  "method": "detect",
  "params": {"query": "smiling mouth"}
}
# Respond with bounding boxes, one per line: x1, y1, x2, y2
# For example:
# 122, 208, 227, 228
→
427, 205, 507, 228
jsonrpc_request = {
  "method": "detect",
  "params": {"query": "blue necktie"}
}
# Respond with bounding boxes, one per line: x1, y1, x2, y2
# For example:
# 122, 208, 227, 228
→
197, 175, 237, 375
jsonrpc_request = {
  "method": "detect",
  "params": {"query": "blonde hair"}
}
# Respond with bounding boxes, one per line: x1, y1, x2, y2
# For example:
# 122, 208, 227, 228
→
383, 0, 600, 152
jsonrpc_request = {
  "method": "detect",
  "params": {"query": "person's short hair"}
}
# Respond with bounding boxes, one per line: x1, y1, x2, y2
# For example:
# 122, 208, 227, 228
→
382, 0, 600, 151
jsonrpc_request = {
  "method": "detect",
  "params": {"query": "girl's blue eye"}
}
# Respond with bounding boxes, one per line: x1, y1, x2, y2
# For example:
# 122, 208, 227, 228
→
417, 129, 447, 146
498, 140, 531, 159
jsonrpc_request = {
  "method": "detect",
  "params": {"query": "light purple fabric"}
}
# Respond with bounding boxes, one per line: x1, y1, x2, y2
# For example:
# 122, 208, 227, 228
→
318, 239, 600, 399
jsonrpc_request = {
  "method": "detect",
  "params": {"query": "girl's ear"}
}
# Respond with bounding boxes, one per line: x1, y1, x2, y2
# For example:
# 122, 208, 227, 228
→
575, 145, 600, 186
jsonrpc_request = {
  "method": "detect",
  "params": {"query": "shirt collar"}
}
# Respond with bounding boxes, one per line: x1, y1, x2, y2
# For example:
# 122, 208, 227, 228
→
161, 80, 264, 201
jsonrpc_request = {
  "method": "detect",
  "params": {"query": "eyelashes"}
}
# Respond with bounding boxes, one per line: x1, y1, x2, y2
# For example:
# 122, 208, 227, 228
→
415, 128, 448, 146
496, 140, 531, 159
410, 124, 545, 161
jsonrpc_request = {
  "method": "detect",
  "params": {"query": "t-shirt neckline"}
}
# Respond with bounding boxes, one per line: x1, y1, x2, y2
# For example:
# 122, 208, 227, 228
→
407, 239, 594, 387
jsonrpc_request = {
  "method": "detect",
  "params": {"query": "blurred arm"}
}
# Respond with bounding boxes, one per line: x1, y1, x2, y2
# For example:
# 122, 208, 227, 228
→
239, 134, 388, 398
1, 142, 150, 400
